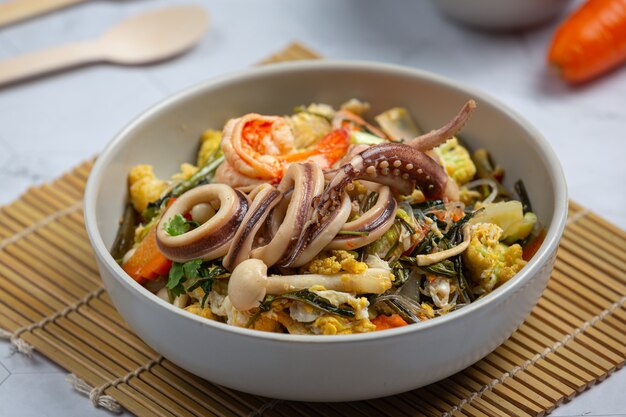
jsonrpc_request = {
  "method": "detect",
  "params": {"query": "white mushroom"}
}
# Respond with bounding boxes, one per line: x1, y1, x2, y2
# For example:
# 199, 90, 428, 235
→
228, 258, 393, 311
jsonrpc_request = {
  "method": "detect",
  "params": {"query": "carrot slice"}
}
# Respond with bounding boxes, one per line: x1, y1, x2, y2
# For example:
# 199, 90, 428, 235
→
122, 225, 171, 283
371, 314, 408, 331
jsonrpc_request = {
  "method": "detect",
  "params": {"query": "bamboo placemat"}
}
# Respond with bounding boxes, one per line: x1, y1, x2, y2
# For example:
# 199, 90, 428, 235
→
0, 43, 625, 417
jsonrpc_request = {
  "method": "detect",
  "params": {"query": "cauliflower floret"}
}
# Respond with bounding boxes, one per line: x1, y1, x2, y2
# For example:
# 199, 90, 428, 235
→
463, 223, 527, 292
287, 112, 331, 149
171, 163, 198, 181
128, 165, 167, 213
434, 137, 477, 185
197, 129, 222, 166
305, 250, 367, 275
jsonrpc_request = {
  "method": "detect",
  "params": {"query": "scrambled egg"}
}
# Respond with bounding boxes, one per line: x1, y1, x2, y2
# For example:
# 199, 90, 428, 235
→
128, 165, 167, 212
305, 250, 367, 275
185, 303, 216, 320
418, 303, 435, 321
312, 315, 376, 335
463, 222, 527, 292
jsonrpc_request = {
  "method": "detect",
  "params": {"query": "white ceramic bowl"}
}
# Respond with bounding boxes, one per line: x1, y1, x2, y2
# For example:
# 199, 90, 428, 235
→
432, 0, 573, 30
84, 61, 567, 402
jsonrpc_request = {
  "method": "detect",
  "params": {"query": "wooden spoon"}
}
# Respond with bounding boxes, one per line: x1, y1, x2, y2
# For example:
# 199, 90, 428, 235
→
0, 0, 87, 27
0, 5, 209, 87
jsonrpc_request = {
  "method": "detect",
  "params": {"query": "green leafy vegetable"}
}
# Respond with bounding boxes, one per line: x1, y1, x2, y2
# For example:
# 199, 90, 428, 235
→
472, 149, 508, 199
362, 191, 379, 212
142, 151, 225, 222
166, 262, 185, 294
390, 261, 411, 287
412, 231, 436, 256
421, 260, 457, 277
349, 131, 386, 145
110, 204, 137, 262
247, 289, 355, 328
163, 214, 197, 236
514, 179, 533, 214
166, 260, 229, 299
412, 200, 444, 212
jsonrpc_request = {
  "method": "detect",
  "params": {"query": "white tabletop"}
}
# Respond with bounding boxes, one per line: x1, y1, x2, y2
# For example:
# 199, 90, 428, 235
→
0, 0, 624, 416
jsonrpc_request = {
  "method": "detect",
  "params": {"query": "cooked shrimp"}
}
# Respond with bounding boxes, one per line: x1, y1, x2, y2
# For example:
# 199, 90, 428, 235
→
222, 113, 350, 183
214, 161, 266, 190
222, 114, 294, 181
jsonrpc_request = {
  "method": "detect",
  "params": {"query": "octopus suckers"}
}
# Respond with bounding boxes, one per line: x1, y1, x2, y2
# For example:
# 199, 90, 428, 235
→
405, 163, 414, 170
417, 168, 424, 174
392, 169, 401, 176
393, 160, 401, 168
379, 161, 389, 169
381, 168, 390, 176
401, 173, 409, 179
365, 166, 376, 174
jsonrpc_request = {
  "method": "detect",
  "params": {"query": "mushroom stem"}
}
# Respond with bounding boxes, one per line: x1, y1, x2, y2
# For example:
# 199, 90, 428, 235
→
415, 225, 471, 266
266, 268, 392, 295
228, 259, 392, 311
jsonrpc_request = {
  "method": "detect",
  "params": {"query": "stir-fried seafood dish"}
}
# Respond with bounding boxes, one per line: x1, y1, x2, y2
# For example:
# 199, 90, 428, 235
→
112, 99, 545, 335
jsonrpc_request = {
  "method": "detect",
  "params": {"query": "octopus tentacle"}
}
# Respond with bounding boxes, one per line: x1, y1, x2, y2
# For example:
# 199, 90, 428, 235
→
250, 162, 324, 267
223, 184, 282, 271
405, 100, 476, 151
156, 184, 248, 262
316, 142, 449, 225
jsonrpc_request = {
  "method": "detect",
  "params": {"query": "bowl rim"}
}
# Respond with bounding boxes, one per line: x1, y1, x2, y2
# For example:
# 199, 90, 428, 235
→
84, 59, 568, 344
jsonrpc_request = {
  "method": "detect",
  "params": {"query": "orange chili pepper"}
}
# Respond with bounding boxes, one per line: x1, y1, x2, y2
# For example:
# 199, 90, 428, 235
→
548, 0, 626, 83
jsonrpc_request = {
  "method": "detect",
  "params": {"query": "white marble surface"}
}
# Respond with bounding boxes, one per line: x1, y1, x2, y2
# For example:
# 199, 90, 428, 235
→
0, 0, 624, 416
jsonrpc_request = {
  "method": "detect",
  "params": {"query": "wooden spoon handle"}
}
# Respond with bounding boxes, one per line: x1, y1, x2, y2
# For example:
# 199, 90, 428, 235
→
0, 42, 101, 87
0, 0, 86, 27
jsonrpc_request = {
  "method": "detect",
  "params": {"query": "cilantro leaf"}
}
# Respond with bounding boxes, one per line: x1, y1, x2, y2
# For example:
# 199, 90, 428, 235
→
167, 263, 183, 288
163, 214, 191, 236
166, 262, 185, 295
166, 260, 228, 300
183, 259, 202, 280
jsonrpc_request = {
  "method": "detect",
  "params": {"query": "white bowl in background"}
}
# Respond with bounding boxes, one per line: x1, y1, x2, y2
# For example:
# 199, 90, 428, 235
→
432, 0, 574, 30
84, 61, 567, 402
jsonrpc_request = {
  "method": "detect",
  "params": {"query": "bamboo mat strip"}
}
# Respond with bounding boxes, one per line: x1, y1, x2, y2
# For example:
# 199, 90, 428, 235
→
0, 43, 624, 417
